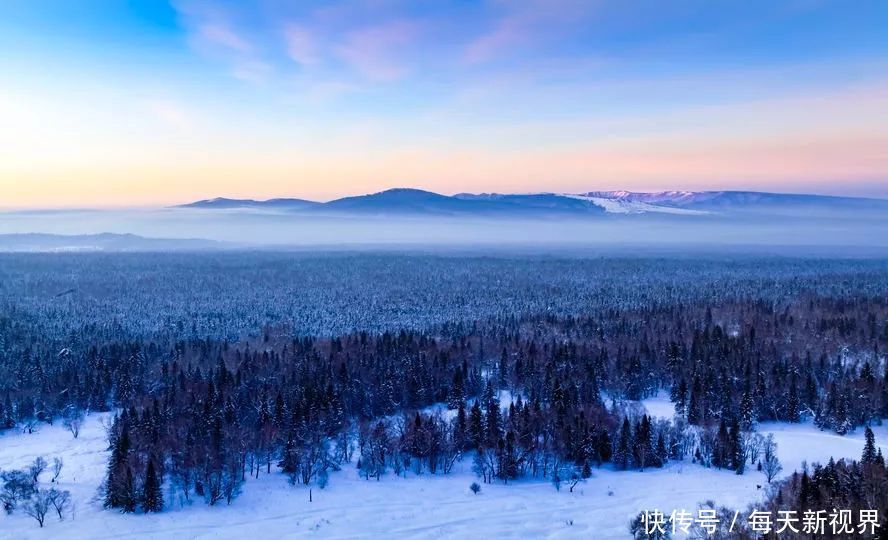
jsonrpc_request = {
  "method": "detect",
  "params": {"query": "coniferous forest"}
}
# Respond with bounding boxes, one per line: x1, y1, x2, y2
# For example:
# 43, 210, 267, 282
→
1, 253, 888, 534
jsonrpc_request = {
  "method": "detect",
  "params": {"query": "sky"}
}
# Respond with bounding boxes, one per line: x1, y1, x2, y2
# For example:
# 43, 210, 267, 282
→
1, 0, 887, 208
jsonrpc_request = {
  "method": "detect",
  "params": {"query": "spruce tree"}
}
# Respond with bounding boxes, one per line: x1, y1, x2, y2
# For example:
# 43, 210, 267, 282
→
614, 417, 632, 470
484, 381, 501, 445
882, 360, 888, 418
739, 383, 755, 431
786, 375, 800, 423
862, 426, 877, 464
687, 376, 702, 425
104, 415, 131, 509
714, 419, 729, 469
468, 400, 484, 449
633, 417, 650, 470
142, 459, 163, 512
2, 394, 13, 429
730, 417, 745, 474
122, 466, 137, 513
672, 378, 687, 417
454, 400, 467, 449
656, 432, 668, 467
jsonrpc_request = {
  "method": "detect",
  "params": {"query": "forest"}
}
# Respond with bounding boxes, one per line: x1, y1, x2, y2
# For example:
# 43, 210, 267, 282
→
1, 252, 887, 533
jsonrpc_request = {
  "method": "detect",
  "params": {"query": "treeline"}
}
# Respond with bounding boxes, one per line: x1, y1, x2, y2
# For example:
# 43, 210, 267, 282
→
95, 315, 882, 510
3, 294, 887, 441
99, 334, 622, 509
4, 254, 887, 346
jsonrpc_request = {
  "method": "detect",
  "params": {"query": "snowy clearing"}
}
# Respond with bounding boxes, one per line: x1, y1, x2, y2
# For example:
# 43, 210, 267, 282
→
2, 413, 886, 540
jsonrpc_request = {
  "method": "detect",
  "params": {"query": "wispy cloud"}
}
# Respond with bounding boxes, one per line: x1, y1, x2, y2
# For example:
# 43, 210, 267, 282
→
335, 19, 420, 81
466, 0, 595, 64
174, 0, 273, 83
230, 59, 273, 84
283, 24, 320, 66
198, 22, 252, 53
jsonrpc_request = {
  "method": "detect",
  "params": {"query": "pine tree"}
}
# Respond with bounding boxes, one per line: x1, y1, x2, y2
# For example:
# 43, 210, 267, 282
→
786, 375, 800, 423
122, 466, 137, 513
672, 378, 688, 417
614, 417, 632, 470
454, 400, 467, 449
882, 360, 888, 418
448, 369, 464, 409
468, 400, 484, 449
861, 426, 877, 464
798, 470, 812, 506
632, 417, 647, 470
714, 419, 729, 469
656, 432, 668, 466
484, 381, 501, 445
730, 417, 744, 474
834, 386, 851, 435
739, 382, 755, 431
104, 415, 131, 509
2, 394, 14, 429
142, 459, 163, 512
687, 375, 702, 425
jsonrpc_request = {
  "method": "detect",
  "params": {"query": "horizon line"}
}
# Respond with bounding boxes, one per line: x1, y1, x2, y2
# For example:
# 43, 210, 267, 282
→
4, 186, 888, 212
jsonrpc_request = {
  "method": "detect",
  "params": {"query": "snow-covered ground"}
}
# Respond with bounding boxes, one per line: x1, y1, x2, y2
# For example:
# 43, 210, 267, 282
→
1, 410, 887, 540
637, 391, 678, 420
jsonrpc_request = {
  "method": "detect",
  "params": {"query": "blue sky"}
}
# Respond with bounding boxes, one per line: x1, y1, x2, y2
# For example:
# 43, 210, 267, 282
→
1, 0, 887, 206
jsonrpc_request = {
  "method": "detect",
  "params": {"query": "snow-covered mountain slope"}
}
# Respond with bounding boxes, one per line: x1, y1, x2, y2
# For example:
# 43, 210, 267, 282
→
582, 190, 888, 212
560, 194, 710, 215
581, 191, 714, 206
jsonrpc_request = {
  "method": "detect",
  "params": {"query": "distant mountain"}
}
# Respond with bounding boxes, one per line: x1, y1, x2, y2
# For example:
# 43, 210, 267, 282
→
175, 188, 888, 219
179, 189, 608, 216
582, 190, 888, 213
178, 197, 319, 210
324, 189, 607, 215
0, 233, 225, 252
454, 193, 605, 213
325, 188, 477, 214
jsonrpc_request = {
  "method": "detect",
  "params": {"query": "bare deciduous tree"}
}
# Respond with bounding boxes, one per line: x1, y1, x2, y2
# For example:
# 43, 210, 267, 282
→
51, 458, 63, 483
23, 489, 52, 528
761, 434, 782, 483
63, 412, 84, 439
47, 488, 71, 520
1, 470, 36, 514
28, 457, 47, 485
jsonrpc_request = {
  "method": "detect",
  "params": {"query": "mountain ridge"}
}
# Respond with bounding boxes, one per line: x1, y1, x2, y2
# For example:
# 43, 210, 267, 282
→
0, 233, 226, 252
174, 188, 888, 217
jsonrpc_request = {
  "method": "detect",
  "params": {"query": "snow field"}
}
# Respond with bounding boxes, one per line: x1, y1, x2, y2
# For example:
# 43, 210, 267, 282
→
1, 406, 886, 539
